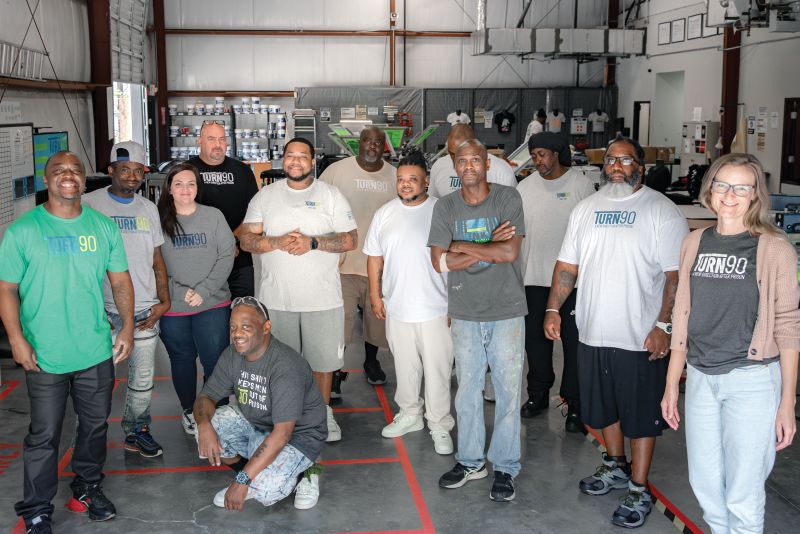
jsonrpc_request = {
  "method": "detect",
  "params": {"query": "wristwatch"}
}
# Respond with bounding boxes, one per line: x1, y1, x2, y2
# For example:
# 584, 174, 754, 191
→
235, 470, 252, 486
310, 237, 319, 250
655, 321, 672, 335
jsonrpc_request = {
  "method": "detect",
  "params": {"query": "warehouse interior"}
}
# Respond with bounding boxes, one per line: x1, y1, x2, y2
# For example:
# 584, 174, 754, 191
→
1, 1, 799, 533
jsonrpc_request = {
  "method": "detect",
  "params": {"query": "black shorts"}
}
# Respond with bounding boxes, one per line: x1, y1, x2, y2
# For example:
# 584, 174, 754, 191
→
577, 342, 667, 438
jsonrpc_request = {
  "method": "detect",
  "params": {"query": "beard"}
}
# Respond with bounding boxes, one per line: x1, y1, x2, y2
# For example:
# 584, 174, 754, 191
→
398, 192, 425, 204
286, 170, 313, 182
600, 169, 641, 199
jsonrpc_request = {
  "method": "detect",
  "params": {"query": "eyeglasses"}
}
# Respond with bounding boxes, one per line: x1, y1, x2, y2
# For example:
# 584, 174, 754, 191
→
231, 296, 269, 320
202, 120, 225, 126
118, 167, 145, 177
711, 180, 755, 197
603, 156, 637, 166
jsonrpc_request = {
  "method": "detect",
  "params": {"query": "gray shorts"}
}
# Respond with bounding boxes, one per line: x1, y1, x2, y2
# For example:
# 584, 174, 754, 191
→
268, 307, 345, 373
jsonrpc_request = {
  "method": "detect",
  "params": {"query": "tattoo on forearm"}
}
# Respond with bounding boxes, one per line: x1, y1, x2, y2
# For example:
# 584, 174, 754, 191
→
318, 229, 357, 253
551, 270, 577, 309
252, 441, 268, 459
661, 274, 679, 321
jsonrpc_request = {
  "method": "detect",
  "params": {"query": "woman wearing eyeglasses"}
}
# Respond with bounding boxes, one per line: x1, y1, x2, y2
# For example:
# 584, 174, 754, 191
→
157, 163, 236, 435
662, 153, 799, 533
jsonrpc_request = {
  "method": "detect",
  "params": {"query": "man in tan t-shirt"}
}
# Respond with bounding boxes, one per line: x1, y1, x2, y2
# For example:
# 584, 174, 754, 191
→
319, 127, 396, 399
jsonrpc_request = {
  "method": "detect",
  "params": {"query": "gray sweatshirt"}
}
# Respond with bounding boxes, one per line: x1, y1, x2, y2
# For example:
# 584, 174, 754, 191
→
160, 204, 235, 314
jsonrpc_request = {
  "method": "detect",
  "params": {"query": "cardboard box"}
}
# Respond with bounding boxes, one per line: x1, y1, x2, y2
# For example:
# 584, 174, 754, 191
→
585, 148, 605, 164
643, 146, 675, 164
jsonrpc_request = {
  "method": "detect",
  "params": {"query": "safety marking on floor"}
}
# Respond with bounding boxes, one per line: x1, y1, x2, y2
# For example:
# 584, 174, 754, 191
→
0, 444, 21, 476
584, 426, 703, 534
0, 381, 20, 401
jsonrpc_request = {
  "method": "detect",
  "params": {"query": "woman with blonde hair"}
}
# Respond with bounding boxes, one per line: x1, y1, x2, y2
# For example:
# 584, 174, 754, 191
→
662, 153, 799, 533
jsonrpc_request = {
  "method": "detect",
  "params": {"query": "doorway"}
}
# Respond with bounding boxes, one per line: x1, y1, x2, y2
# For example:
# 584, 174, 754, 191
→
781, 98, 799, 186
653, 71, 684, 180
633, 101, 651, 145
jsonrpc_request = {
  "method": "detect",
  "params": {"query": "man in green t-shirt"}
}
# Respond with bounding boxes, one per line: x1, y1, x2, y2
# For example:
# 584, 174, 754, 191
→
0, 152, 134, 533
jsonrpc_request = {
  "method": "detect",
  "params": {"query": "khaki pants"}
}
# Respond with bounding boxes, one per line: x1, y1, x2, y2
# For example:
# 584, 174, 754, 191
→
341, 273, 388, 348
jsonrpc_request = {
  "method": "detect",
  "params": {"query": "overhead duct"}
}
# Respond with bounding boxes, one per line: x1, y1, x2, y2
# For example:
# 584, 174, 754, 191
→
473, 28, 645, 57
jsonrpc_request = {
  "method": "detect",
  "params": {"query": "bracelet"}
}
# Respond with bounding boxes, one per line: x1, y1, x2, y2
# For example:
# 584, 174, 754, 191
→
545, 308, 559, 313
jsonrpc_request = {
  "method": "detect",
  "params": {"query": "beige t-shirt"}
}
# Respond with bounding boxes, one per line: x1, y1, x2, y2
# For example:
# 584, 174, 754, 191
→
319, 156, 396, 276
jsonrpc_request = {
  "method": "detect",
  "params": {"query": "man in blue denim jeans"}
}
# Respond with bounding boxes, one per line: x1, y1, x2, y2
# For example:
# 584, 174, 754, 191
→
428, 139, 527, 502
84, 141, 171, 458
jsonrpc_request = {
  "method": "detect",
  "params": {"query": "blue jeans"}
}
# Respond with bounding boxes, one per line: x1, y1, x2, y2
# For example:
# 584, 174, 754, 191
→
109, 309, 159, 434
685, 362, 782, 534
451, 317, 525, 477
209, 405, 313, 506
159, 306, 231, 411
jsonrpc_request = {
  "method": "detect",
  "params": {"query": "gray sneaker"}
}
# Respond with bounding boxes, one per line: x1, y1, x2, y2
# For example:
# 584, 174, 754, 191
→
579, 453, 631, 495
611, 482, 653, 528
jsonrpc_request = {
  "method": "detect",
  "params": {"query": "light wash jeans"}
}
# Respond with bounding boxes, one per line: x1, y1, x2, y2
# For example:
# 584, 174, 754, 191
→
451, 317, 525, 477
109, 309, 159, 435
210, 405, 313, 506
685, 362, 782, 534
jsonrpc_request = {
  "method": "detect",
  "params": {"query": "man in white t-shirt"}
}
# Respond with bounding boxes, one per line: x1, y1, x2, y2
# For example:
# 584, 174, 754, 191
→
240, 138, 358, 453
523, 109, 547, 144
516, 132, 595, 430
446, 110, 471, 125
428, 124, 517, 199
319, 127, 397, 395
363, 151, 455, 455
543, 137, 688, 529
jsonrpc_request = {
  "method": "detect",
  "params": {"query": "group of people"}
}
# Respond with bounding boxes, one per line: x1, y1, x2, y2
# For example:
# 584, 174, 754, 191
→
0, 117, 797, 534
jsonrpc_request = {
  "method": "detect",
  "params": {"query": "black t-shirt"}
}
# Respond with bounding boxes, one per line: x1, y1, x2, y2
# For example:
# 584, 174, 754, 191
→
494, 111, 515, 134
189, 156, 258, 269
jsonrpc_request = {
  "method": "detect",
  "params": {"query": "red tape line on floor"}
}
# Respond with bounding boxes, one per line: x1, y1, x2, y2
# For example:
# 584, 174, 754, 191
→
0, 381, 20, 401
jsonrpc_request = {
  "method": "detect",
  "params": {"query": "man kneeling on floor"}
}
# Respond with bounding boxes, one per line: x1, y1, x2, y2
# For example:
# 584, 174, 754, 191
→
194, 296, 327, 511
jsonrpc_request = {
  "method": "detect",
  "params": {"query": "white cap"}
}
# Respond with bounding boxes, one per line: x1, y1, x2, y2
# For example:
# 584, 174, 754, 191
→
110, 141, 149, 170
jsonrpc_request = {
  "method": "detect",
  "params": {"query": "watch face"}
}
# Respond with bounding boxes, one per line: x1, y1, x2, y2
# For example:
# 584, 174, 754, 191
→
236, 471, 250, 485
666, 324, 673, 334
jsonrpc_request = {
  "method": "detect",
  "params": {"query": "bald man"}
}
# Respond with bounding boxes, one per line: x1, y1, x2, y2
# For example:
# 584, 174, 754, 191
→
428, 124, 517, 198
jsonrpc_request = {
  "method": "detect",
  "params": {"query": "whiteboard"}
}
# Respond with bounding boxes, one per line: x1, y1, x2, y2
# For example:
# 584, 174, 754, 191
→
0, 123, 34, 226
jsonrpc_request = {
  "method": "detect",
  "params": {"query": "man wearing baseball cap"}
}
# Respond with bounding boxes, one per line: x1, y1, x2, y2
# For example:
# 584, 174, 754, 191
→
83, 141, 171, 458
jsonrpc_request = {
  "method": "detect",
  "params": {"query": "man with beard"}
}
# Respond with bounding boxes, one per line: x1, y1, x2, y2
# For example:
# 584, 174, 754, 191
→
239, 138, 357, 461
319, 127, 396, 395
543, 137, 688, 529
189, 121, 258, 298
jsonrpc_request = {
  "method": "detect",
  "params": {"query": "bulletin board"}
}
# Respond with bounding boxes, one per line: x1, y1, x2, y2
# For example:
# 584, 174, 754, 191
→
0, 123, 35, 225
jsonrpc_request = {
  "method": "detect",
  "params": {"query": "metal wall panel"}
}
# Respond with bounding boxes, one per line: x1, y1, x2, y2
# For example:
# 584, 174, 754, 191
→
423, 88, 473, 151
474, 88, 520, 151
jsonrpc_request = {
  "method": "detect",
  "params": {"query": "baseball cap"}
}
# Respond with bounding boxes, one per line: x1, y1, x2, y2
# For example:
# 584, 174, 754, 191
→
110, 141, 149, 171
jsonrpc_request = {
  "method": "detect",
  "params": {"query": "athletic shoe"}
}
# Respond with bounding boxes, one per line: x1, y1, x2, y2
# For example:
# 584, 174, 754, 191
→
26, 515, 52, 534
330, 370, 348, 403
579, 453, 631, 495
430, 430, 454, 455
483, 371, 495, 402
564, 401, 583, 433
67, 481, 116, 521
611, 482, 653, 528
325, 405, 341, 442
294, 473, 320, 510
489, 471, 516, 502
381, 414, 424, 438
439, 462, 488, 489
213, 486, 255, 508
182, 409, 197, 436
124, 424, 164, 457
364, 360, 387, 385
520, 390, 549, 418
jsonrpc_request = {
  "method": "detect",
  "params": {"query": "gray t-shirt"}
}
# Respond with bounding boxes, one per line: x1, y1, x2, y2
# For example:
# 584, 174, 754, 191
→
201, 336, 327, 461
428, 184, 527, 321
687, 230, 776, 374
83, 188, 164, 314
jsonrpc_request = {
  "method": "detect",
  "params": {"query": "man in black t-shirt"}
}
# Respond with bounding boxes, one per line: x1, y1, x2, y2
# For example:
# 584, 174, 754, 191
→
189, 122, 258, 298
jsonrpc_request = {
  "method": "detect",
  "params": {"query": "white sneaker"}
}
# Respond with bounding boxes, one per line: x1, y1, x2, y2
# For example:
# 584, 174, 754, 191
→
294, 473, 320, 510
213, 486, 255, 507
430, 430, 454, 455
483, 372, 495, 402
381, 413, 424, 438
325, 405, 341, 442
182, 410, 197, 435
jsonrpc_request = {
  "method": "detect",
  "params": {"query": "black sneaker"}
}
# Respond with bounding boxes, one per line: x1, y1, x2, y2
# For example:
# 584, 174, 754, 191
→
489, 471, 515, 502
564, 400, 583, 433
124, 424, 164, 458
579, 453, 631, 495
330, 370, 348, 404
439, 462, 488, 489
520, 390, 548, 418
26, 515, 52, 534
69, 481, 116, 521
364, 360, 387, 385
611, 483, 653, 528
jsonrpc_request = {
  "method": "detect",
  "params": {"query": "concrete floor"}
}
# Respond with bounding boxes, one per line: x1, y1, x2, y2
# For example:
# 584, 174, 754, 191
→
0, 330, 798, 533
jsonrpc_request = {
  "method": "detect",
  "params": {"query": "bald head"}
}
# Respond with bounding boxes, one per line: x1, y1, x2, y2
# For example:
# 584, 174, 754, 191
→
447, 124, 477, 163
45, 151, 85, 177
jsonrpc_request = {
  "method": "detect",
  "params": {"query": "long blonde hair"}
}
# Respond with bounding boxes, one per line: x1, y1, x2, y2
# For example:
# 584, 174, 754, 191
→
698, 153, 779, 236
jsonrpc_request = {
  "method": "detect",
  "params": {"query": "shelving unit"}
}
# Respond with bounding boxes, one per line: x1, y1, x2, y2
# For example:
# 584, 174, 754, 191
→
167, 111, 232, 161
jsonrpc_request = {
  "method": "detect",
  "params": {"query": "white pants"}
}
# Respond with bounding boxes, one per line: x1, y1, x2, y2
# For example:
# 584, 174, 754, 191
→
386, 316, 455, 432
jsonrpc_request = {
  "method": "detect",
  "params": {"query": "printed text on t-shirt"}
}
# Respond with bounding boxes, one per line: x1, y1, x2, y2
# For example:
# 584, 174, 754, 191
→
594, 210, 637, 227
201, 172, 234, 185
692, 253, 747, 280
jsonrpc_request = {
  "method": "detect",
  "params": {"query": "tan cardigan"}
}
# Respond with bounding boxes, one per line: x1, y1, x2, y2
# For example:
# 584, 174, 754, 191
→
671, 227, 800, 359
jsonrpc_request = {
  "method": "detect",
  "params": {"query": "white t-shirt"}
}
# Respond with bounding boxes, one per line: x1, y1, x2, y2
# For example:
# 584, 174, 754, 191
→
587, 111, 609, 132
446, 112, 471, 125
558, 186, 688, 351
428, 153, 517, 198
523, 119, 544, 144
517, 168, 596, 287
547, 111, 566, 133
363, 197, 448, 323
243, 180, 357, 312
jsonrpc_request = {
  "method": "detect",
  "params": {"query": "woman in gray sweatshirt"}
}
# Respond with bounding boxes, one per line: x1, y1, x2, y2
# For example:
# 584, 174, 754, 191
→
157, 162, 235, 435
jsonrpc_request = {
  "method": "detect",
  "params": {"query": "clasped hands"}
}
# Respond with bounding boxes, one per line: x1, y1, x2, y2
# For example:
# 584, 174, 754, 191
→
274, 229, 315, 256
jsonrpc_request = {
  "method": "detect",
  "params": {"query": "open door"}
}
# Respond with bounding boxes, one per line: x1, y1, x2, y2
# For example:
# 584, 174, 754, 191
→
633, 101, 651, 145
